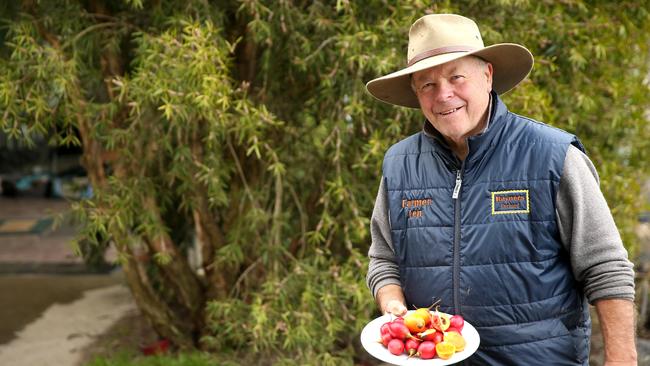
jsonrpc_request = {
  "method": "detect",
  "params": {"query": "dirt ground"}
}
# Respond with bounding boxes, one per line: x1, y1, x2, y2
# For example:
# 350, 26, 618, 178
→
79, 309, 159, 365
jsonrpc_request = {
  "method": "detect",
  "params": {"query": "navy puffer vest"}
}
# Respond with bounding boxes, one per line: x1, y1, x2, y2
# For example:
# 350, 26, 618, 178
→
382, 94, 591, 365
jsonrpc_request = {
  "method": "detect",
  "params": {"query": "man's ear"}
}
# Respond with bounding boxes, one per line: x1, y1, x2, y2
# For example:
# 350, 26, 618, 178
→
485, 62, 494, 92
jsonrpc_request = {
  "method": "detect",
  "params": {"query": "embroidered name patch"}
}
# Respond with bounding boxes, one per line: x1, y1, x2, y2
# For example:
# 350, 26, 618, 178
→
403, 198, 432, 219
491, 190, 530, 215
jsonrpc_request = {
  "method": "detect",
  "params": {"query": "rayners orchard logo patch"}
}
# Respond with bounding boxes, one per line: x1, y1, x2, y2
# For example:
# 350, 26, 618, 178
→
491, 190, 530, 215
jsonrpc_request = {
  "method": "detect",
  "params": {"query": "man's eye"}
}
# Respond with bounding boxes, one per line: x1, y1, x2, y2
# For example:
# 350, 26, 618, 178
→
419, 83, 433, 91
451, 75, 464, 81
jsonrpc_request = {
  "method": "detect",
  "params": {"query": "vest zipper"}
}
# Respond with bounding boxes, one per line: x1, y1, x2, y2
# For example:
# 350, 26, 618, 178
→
452, 163, 464, 314
452, 170, 462, 199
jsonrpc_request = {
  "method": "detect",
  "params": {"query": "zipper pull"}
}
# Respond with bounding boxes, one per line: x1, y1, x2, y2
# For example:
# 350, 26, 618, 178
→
452, 170, 462, 199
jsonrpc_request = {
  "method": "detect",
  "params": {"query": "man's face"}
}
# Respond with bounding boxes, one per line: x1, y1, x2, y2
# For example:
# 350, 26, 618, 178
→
412, 57, 493, 145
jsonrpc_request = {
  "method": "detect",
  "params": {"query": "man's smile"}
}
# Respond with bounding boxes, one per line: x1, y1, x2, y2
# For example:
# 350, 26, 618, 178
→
438, 106, 464, 115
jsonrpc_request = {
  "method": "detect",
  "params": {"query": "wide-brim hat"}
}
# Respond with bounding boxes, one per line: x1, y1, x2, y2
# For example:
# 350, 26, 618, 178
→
366, 14, 534, 108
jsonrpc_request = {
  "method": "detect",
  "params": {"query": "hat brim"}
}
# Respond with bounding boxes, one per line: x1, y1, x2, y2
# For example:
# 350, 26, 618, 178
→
366, 43, 533, 108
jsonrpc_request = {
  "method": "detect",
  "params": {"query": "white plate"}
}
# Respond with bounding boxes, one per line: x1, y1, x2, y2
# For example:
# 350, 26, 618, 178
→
360, 311, 480, 365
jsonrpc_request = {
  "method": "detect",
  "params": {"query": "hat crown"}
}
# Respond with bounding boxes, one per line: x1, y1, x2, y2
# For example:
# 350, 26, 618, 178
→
365, 13, 533, 108
407, 14, 485, 63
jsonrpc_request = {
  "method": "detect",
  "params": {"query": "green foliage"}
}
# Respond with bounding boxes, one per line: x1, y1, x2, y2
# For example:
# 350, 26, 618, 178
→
202, 248, 371, 364
1, 0, 649, 363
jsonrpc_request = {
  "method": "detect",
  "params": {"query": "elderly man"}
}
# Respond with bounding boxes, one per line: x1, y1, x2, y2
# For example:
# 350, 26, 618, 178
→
365, 14, 636, 365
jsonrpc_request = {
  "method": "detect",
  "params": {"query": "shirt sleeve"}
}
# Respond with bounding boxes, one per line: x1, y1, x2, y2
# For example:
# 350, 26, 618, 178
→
366, 177, 401, 299
556, 144, 635, 304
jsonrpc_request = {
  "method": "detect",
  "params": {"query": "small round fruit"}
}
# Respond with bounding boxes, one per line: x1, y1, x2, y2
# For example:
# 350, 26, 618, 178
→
380, 322, 391, 336
450, 314, 465, 332
444, 331, 466, 352
436, 341, 456, 360
380, 332, 393, 347
387, 338, 405, 355
405, 338, 421, 357
432, 313, 451, 332
414, 308, 432, 326
416, 340, 437, 359
388, 321, 413, 340
417, 328, 438, 342
431, 331, 444, 344
404, 313, 427, 333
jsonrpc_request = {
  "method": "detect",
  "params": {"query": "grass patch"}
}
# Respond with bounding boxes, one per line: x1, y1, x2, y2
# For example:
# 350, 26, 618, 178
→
84, 351, 238, 366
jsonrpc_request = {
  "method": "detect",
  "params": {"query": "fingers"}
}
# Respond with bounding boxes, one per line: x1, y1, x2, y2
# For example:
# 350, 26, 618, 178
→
385, 299, 407, 316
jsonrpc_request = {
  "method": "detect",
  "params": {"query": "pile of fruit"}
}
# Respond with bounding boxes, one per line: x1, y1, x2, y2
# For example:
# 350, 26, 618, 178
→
379, 308, 466, 360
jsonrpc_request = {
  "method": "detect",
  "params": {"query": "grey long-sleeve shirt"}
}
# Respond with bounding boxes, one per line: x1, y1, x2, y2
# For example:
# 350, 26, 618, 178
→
366, 144, 635, 304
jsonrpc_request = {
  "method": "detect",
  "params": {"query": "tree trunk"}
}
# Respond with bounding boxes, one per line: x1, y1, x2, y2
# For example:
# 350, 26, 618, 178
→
121, 243, 195, 349
142, 196, 204, 317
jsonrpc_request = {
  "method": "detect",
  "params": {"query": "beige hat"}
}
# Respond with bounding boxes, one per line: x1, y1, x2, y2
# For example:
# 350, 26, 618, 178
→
366, 14, 534, 108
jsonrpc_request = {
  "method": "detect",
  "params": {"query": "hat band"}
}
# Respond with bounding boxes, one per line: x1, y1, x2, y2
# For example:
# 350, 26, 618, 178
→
407, 45, 479, 67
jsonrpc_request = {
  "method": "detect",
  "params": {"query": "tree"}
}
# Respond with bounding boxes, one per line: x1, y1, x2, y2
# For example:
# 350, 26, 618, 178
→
1, 1, 648, 363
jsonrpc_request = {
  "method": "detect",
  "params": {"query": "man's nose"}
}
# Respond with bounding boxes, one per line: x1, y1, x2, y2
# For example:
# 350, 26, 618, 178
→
434, 82, 454, 102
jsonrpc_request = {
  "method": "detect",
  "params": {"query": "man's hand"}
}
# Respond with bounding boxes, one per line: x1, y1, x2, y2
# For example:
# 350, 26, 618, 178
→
594, 298, 637, 365
376, 284, 407, 316
385, 299, 408, 316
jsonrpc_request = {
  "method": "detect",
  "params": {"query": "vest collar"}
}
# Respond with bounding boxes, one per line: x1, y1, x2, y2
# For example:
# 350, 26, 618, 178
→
466, 92, 508, 168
